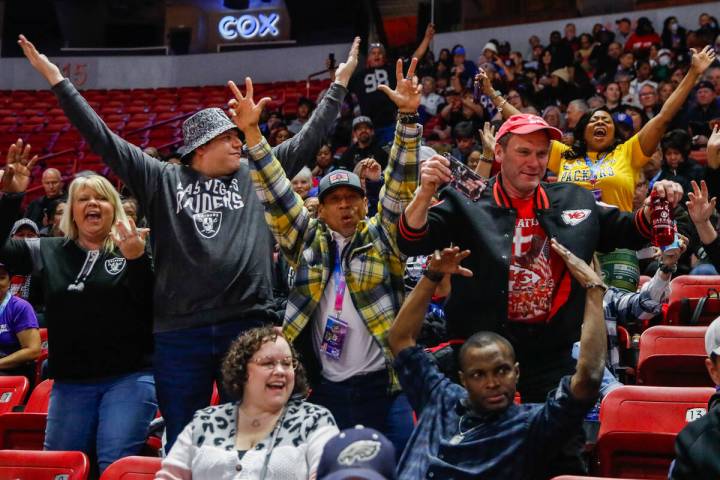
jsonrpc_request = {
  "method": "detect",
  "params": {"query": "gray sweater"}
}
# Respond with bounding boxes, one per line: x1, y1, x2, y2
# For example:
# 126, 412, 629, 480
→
52, 79, 346, 332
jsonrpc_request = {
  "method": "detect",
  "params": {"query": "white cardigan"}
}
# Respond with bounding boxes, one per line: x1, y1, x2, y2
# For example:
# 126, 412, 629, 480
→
155, 399, 338, 479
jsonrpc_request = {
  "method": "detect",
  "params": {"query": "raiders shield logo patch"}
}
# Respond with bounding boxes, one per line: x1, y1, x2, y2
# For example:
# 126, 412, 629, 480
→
193, 211, 222, 239
105, 257, 127, 275
561, 209, 591, 226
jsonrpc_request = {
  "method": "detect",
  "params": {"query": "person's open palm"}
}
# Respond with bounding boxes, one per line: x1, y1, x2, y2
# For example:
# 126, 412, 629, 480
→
687, 180, 717, 224
227, 77, 271, 133
1, 139, 38, 193
691, 45, 717, 76
378, 57, 422, 113
111, 218, 150, 260
334, 37, 361, 87
426, 246, 473, 277
17, 35, 64, 86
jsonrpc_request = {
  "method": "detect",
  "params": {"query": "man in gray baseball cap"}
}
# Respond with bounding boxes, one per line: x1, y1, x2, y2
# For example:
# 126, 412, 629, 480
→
670, 316, 720, 480
19, 33, 363, 451
338, 115, 389, 171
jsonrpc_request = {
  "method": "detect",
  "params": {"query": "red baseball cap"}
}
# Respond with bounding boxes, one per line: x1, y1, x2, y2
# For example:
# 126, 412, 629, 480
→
496, 113, 563, 142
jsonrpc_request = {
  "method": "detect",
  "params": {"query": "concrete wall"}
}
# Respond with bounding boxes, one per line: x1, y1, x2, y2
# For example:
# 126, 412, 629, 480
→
0, 2, 712, 90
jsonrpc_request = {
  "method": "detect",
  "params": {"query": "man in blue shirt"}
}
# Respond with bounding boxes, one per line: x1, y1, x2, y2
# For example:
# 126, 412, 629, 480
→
388, 241, 607, 479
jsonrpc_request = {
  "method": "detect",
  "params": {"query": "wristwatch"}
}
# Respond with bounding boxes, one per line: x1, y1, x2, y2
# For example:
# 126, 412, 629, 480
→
397, 111, 419, 125
479, 155, 494, 164
422, 268, 444, 283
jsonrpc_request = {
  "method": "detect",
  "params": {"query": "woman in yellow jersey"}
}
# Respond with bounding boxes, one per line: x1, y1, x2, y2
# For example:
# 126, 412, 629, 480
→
480, 45, 717, 211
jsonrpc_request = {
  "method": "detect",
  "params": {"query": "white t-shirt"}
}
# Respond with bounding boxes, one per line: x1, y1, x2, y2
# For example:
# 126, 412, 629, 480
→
312, 230, 386, 382
420, 92, 445, 116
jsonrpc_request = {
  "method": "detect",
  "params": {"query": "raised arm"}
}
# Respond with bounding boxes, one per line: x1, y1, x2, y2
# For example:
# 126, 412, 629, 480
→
0, 140, 38, 274
707, 125, 720, 170
272, 37, 360, 178
477, 68, 521, 121
410, 24, 435, 62
388, 247, 472, 355
229, 78, 309, 267
637, 46, 717, 157
551, 239, 606, 402
375, 57, 422, 237
18, 35, 162, 209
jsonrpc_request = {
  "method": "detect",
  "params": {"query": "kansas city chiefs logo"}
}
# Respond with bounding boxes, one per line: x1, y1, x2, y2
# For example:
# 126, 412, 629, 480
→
104, 257, 126, 275
561, 209, 591, 226
193, 211, 223, 239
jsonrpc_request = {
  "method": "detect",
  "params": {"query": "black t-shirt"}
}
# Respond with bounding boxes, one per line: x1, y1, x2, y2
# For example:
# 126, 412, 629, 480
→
337, 142, 389, 171
349, 64, 398, 128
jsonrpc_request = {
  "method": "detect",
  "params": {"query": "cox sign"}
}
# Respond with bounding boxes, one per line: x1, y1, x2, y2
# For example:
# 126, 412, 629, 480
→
218, 13, 280, 40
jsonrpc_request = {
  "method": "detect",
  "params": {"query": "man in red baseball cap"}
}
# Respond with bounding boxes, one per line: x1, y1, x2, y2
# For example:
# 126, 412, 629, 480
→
396, 113, 654, 406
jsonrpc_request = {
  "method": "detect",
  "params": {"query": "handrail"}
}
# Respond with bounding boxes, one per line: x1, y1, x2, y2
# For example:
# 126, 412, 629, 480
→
125, 111, 195, 136
305, 69, 332, 98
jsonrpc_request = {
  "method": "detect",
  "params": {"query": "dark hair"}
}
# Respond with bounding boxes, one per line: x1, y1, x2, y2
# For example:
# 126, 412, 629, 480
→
459, 331, 516, 370
636, 17, 655, 36
711, 351, 718, 364
661, 129, 692, 158
562, 107, 623, 160
222, 326, 309, 403
453, 121, 475, 139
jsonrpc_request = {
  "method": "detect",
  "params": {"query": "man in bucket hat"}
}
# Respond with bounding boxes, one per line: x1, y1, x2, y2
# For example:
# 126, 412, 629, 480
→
18, 34, 362, 450
229, 56, 423, 453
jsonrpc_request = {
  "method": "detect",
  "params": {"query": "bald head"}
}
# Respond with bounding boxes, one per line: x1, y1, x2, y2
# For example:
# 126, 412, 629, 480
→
41, 168, 63, 198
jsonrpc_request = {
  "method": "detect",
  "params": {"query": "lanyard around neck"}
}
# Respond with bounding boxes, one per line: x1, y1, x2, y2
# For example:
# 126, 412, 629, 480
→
0, 291, 11, 317
333, 242, 347, 314
584, 152, 609, 184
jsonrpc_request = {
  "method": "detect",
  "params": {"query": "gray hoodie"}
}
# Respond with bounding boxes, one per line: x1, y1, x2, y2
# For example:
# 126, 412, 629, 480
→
52, 79, 346, 332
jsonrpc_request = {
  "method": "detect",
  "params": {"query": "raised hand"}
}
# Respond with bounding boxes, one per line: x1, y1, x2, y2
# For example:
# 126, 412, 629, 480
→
423, 23, 436, 42
17, 34, 64, 86
354, 157, 382, 182
475, 68, 494, 96
378, 57, 422, 113
551, 238, 603, 287
426, 246, 473, 277
227, 77, 271, 133
334, 37, 361, 88
111, 218, 150, 260
690, 45, 717, 76
1, 139, 38, 193
479, 122, 496, 158
686, 180, 717, 225
708, 124, 720, 166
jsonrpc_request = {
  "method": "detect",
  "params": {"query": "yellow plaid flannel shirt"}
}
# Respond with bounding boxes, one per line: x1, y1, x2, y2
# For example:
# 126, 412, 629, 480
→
247, 121, 420, 391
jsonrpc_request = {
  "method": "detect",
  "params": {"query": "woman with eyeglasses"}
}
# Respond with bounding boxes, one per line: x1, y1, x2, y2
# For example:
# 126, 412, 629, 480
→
156, 326, 338, 480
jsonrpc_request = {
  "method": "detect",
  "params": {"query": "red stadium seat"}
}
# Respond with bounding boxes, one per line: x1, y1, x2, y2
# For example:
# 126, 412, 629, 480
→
596, 385, 715, 478
0, 450, 89, 480
0, 412, 47, 449
25, 379, 53, 413
665, 275, 720, 325
637, 326, 711, 387
100, 456, 162, 479
0, 376, 30, 413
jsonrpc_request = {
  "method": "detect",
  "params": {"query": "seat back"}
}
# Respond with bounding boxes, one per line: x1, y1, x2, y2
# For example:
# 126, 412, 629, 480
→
668, 275, 720, 303
100, 456, 162, 480
26, 379, 53, 413
0, 376, 29, 413
597, 386, 715, 478
0, 412, 48, 449
0, 449, 89, 480
637, 326, 712, 387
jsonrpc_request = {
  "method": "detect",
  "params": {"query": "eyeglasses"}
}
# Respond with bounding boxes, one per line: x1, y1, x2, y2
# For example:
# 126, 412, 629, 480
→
250, 356, 298, 371
507, 94, 521, 100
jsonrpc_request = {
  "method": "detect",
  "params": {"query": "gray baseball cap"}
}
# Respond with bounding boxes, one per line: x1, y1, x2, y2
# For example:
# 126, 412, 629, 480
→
10, 218, 39, 236
318, 170, 364, 201
352, 116, 374, 130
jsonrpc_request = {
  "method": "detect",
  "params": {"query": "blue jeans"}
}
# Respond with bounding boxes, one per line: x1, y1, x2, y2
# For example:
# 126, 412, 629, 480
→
309, 369, 414, 458
44, 371, 157, 473
153, 318, 266, 451
690, 263, 719, 275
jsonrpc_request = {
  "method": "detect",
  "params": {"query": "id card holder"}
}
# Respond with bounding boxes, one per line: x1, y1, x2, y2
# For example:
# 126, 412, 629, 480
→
320, 316, 349, 360
591, 189, 602, 201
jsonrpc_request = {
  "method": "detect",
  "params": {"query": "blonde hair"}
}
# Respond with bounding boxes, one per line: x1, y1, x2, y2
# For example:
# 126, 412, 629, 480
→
61, 175, 128, 252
